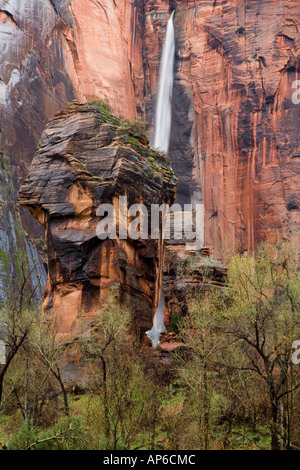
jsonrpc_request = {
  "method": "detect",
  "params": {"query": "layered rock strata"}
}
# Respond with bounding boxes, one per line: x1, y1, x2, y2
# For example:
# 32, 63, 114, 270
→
1, 0, 299, 299
144, 0, 300, 258
19, 102, 177, 338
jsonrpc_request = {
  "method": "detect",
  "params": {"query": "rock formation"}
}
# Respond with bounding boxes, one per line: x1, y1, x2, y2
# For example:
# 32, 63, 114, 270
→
163, 243, 227, 329
0, 0, 299, 302
61, 0, 300, 259
0, 0, 76, 299
19, 102, 177, 338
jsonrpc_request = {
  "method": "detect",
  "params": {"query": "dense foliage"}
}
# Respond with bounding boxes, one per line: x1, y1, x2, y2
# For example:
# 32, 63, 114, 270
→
0, 242, 299, 450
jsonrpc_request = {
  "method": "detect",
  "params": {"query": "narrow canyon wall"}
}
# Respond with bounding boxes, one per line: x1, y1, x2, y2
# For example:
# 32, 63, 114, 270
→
46, 0, 300, 259
54, 0, 146, 119
45, 0, 300, 261
0, 0, 148, 298
0, 0, 77, 298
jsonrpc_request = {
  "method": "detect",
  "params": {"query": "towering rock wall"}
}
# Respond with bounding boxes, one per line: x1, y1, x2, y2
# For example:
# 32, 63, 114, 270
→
1, 0, 299, 293
143, 0, 300, 258
0, 0, 147, 297
0, 0, 77, 298
53, 0, 146, 118
49, 0, 300, 259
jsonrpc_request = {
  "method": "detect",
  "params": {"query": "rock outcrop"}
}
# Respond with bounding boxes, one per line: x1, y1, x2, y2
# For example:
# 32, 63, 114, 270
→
163, 243, 227, 330
19, 102, 177, 338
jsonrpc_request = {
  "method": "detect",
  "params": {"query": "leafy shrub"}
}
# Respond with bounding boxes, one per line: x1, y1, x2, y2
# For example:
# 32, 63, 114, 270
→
8, 420, 38, 450
8, 417, 85, 450
119, 118, 150, 141
168, 312, 183, 335
86, 98, 111, 113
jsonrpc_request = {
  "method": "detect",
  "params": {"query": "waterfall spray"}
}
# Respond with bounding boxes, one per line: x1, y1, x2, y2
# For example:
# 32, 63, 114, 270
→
146, 287, 166, 347
146, 12, 175, 347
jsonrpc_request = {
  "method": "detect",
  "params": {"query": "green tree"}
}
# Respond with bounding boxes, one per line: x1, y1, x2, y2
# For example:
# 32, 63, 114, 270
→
81, 288, 155, 450
0, 262, 39, 407
213, 242, 300, 449
33, 315, 70, 418
176, 293, 226, 449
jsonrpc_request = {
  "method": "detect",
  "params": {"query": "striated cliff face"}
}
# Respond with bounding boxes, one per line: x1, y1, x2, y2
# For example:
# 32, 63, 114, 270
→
61, 0, 300, 259
143, 0, 300, 258
0, 0, 148, 293
0, 0, 76, 297
53, 0, 146, 119
1, 0, 299, 294
19, 102, 176, 338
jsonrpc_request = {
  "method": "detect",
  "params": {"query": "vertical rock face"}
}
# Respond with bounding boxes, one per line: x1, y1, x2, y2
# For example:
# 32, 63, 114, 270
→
0, 0, 77, 297
0, 0, 147, 296
55, 0, 146, 119
0, 0, 75, 171
19, 102, 176, 337
143, 0, 300, 258
1, 0, 300, 295
0, 151, 46, 303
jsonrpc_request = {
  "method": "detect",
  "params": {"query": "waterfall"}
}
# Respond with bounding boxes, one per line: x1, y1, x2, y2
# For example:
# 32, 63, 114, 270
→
153, 11, 175, 154
146, 12, 175, 347
146, 287, 166, 347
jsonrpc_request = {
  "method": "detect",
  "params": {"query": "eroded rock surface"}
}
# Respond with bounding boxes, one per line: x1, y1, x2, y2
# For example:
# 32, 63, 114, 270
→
0, 0, 74, 299
163, 243, 227, 330
19, 102, 176, 338
143, 0, 300, 258
1, 0, 299, 299
36, 0, 299, 259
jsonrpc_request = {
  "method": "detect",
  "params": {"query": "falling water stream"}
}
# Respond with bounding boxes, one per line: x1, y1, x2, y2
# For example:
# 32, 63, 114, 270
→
146, 287, 166, 347
146, 11, 175, 347
154, 10, 175, 154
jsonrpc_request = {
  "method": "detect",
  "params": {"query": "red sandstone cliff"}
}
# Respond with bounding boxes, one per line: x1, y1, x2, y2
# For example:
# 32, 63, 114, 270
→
50, 0, 300, 259
1, 0, 299, 279
143, 0, 300, 258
